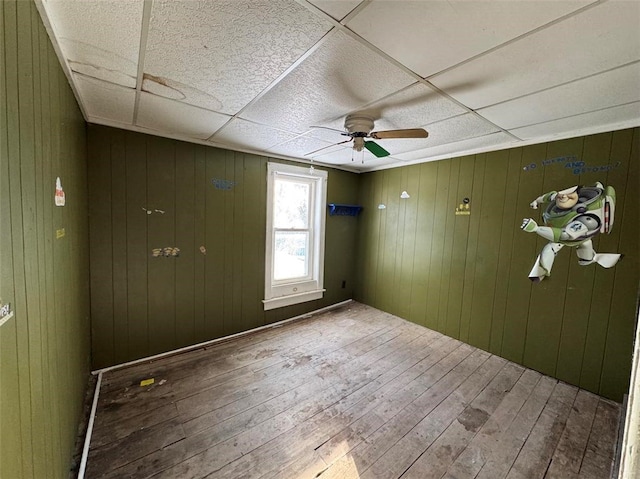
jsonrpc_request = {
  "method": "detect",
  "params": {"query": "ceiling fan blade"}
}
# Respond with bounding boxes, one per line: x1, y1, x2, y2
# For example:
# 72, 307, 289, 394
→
370, 128, 428, 140
364, 140, 390, 158
305, 138, 352, 156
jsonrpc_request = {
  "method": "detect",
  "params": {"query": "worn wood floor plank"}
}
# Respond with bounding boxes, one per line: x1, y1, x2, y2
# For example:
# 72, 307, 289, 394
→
220, 335, 463, 479
360, 353, 505, 479
315, 347, 491, 479
545, 389, 600, 479
441, 368, 543, 479
85, 302, 621, 479
475, 375, 558, 479
159, 323, 441, 478
579, 398, 620, 478
505, 382, 578, 479
398, 362, 525, 479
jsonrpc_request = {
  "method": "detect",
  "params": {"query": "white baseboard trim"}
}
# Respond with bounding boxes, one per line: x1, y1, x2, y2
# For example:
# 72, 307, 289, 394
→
91, 299, 352, 376
77, 371, 102, 479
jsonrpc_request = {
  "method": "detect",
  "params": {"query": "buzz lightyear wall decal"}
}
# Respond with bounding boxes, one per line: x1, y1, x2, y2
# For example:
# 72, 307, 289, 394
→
520, 182, 622, 282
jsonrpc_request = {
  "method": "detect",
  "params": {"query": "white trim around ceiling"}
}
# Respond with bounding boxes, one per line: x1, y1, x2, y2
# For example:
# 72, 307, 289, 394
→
368, 119, 640, 173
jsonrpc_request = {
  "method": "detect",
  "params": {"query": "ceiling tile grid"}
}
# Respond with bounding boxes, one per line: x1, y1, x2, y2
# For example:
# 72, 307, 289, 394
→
345, 0, 595, 78
43, 0, 143, 88
74, 75, 136, 125
478, 62, 640, 130
136, 92, 230, 140
395, 132, 516, 164
510, 101, 640, 140
240, 29, 417, 132
212, 118, 300, 152
430, 0, 640, 110
143, 0, 334, 115
37, 0, 640, 172
308, 1, 362, 22
267, 134, 342, 160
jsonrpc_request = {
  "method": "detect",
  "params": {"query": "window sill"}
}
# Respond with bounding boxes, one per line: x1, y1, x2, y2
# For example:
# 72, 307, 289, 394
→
262, 289, 325, 311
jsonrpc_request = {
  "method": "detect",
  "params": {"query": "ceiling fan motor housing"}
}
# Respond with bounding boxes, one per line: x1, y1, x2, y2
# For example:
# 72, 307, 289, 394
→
344, 115, 375, 135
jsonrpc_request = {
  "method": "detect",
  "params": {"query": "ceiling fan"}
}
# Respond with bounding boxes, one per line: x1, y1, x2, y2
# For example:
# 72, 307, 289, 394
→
306, 114, 428, 159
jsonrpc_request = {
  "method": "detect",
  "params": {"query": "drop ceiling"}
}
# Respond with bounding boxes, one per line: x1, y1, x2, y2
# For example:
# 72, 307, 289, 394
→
36, 0, 640, 172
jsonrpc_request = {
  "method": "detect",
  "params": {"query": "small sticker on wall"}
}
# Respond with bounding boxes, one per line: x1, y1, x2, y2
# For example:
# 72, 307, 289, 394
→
212, 178, 236, 190
55, 177, 65, 206
152, 247, 180, 257
56, 228, 66, 239
455, 198, 471, 216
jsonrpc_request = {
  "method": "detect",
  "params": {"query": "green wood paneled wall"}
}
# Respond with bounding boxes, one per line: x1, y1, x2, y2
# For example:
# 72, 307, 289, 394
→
1, 1, 91, 478
354, 129, 639, 402
87, 125, 359, 369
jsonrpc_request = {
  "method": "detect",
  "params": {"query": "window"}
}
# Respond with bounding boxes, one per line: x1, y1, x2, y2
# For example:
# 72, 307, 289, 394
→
263, 162, 327, 310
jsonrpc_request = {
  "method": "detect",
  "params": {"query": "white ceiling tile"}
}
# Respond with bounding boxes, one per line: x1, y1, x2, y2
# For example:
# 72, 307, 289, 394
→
136, 92, 230, 140
343, 83, 468, 131
267, 135, 339, 159
212, 119, 296, 152
44, 0, 142, 87
510, 102, 640, 140
396, 132, 515, 162
425, 113, 501, 144
144, 0, 333, 115
431, 1, 640, 109
241, 30, 416, 132
347, 0, 593, 78
307, 1, 362, 21
74, 75, 136, 124
478, 63, 640, 130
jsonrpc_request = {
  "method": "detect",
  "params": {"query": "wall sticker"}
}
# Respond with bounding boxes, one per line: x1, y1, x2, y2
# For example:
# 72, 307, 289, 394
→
152, 247, 180, 257
55, 177, 65, 206
521, 182, 622, 282
455, 197, 471, 216
522, 155, 622, 175
142, 207, 166, 215
212, 178, 236, 190
0, 301, 13, 328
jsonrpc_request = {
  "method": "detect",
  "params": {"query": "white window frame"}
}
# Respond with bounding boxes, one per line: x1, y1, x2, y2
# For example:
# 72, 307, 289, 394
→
263, 162, 327, 311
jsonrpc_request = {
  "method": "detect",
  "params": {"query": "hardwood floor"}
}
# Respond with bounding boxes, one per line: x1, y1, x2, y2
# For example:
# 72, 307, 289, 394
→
86, 302, 621, 479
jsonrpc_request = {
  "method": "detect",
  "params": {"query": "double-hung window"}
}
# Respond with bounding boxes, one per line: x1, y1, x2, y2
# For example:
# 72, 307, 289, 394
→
263, 162, 327, 310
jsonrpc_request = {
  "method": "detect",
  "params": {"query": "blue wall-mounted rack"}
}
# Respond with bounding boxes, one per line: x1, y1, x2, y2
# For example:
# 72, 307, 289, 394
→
327, 204, 363, 216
